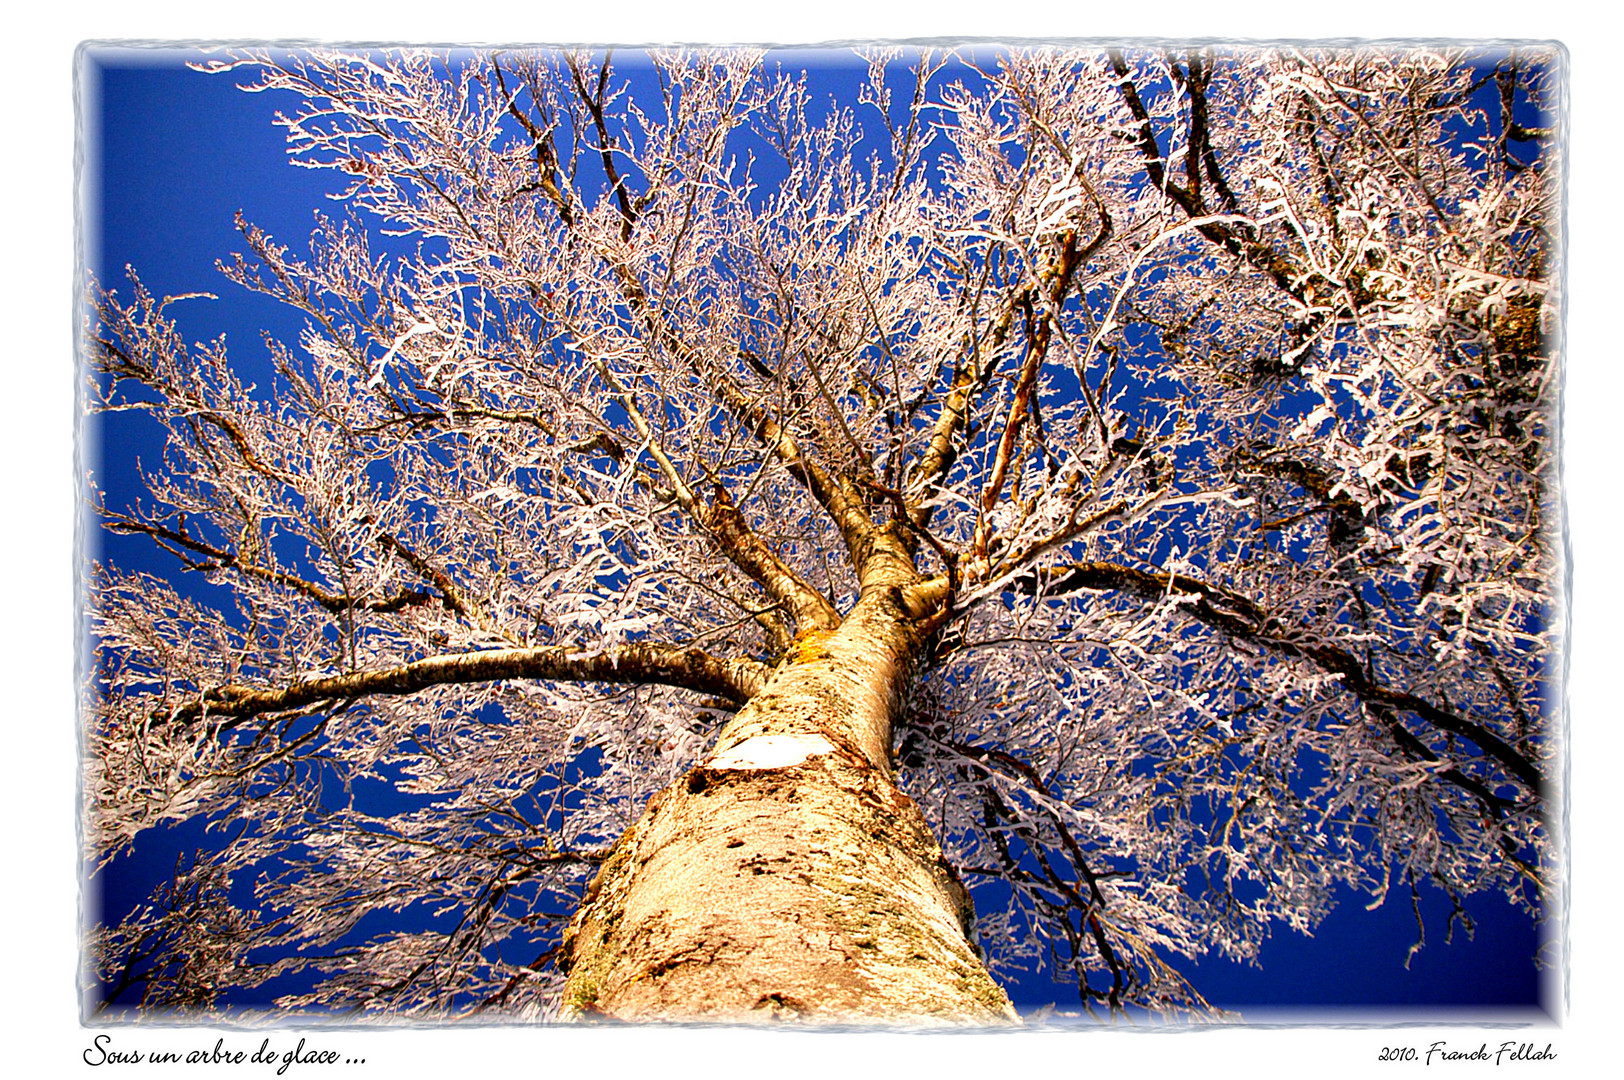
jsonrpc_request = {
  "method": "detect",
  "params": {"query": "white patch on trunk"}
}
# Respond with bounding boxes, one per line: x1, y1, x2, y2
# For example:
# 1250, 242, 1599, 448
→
705, 734, 836, 771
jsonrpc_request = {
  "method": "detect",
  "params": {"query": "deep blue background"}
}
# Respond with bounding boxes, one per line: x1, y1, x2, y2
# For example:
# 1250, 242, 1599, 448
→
82, 48, 1550, 1018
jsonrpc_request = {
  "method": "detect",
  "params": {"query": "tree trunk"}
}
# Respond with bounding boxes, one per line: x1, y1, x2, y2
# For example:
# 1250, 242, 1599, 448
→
558, 587, 1018, 1024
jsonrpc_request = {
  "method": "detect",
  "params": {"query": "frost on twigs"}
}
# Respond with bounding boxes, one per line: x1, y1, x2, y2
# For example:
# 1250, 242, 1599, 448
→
83, 44, 1560, 1022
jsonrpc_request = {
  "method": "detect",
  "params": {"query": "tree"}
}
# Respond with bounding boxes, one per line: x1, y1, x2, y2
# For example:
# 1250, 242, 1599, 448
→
82, 44, 1560, 1023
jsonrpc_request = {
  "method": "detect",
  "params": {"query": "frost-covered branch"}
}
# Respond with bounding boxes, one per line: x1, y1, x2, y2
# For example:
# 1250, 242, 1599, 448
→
1022, 559, 1545, 801
166, 642, 770, 723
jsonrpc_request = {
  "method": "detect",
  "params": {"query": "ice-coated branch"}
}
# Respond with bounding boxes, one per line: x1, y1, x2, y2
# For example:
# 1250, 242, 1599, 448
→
595, 361, 841, 633
1022, 559, 1546, 801
165, 643, 772, 723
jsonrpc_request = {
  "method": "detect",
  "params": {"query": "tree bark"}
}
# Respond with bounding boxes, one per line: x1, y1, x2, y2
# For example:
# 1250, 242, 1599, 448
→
558, 589, 1018, 1024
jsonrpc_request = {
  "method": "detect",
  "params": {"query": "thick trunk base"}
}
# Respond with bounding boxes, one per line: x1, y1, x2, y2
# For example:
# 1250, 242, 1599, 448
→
558, 734, 1016, 1025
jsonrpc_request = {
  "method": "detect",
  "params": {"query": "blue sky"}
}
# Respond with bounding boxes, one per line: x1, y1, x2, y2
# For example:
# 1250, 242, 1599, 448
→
83, 46, 1550, 1018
